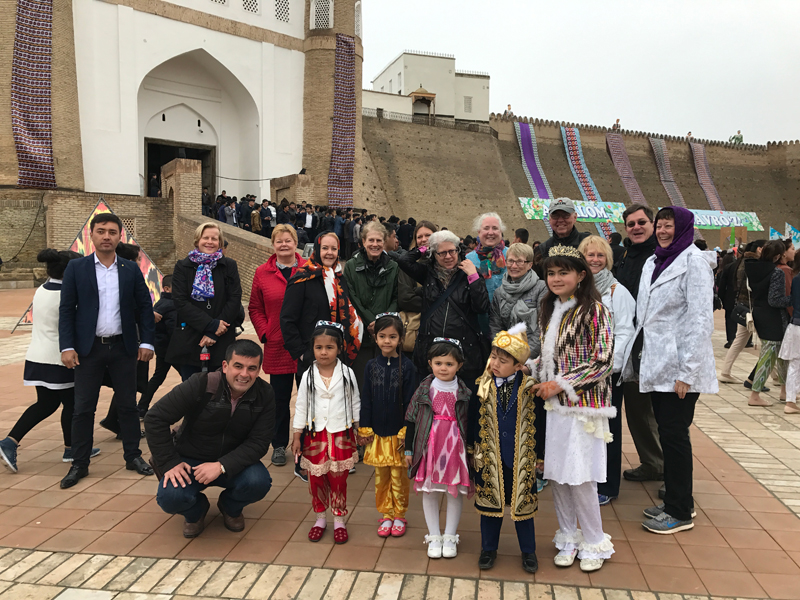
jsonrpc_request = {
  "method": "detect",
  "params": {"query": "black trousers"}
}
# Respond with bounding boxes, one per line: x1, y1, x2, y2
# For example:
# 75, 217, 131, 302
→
72, 338, 142, 467
270, 372, 300, 449
723, 308, 738, 343
180, 364, 203, 382
651, 391, 698, 521
10, 386, 74, 446
480, 463, 536, 553
138, 354, 178, 411
598, 374, 623, 498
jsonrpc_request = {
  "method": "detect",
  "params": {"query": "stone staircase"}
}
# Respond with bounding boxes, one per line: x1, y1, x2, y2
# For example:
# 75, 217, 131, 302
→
0, 262, 46, 290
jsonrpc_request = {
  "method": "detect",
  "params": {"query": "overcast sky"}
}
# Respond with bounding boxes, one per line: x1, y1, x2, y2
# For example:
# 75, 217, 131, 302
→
361, 0, 800, 145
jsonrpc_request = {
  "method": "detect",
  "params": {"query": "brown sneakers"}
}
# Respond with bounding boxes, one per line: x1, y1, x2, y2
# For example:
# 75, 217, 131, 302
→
217, 499, 245, 532
183, 499, 210, 538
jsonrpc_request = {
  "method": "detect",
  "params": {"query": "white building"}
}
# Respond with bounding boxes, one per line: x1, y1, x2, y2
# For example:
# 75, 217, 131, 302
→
368, 50, 490, 122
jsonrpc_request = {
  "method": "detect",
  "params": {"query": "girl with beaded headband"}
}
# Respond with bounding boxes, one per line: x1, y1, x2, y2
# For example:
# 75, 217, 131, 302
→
403, 337, 474, 560
356, 313, 418, 538
530, 244, 616, 573
292, 321, 360, 544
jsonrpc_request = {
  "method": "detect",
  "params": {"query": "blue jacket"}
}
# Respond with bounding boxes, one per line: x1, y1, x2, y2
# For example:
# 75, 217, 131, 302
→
59, 254, 156, 357
467, 247, 508, 302
334, 216, 345, 238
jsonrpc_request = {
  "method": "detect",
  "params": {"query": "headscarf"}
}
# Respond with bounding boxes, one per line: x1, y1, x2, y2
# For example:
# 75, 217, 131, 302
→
188, 249, 223, 301
593, 267, 615, 297
652, 206, 695, 282
474, 239, 506, 279
288, 233, 363, 362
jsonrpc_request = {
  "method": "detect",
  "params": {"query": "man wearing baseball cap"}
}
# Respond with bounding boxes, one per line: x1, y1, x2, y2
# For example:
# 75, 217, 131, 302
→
539, 198, 591, 258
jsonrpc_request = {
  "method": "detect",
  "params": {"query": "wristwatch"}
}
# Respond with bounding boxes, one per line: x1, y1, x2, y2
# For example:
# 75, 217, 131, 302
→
219, 463, 226, 475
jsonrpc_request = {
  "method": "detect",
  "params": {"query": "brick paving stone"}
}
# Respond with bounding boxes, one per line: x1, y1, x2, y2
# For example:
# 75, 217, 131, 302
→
579, 589, 605, 600
126, 558, 178, 593
104, 557, 157, 591
321, 569, 357, 600
296, 567, 334, 600
0, 549, 31, 575
56, 555, 114, 587
604, 590, 632, 600
36, 554, 91, 585
452, 578, 477, 600
376, 573, 404, 600
504, 581, 528, 600
174, 560, 222, 596
53, 590, 114, 600
198, 561, 243, 597
270, 565, 311, 600
0, 550, 51, 581
424, 575, 450, 599
150, 560, 200, 594
477, 580, 502, 600
81, 556, 134, 589
246, 564, 288, 600
529, 583, 555, 600
349, 571, 382, 600
222, 563, 266, 599
553, 585, 580, 600
114, 593, 172, 600
14, 553, 70, 584
0, 582, 62, 600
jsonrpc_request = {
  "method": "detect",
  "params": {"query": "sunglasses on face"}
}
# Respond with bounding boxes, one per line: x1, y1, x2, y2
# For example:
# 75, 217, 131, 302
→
626, 219, 651, 228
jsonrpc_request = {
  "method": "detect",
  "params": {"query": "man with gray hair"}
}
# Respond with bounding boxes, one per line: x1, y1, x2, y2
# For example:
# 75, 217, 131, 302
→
539, 198, 591, 258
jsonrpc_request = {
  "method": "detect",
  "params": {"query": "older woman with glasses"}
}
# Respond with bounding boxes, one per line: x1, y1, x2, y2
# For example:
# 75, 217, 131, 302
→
467, 212, 508, 302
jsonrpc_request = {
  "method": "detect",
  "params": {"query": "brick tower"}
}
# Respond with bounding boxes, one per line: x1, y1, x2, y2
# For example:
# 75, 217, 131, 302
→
302, 0, 364, 207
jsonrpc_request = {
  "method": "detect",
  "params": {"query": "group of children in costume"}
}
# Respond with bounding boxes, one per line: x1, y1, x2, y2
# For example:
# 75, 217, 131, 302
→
291, 245, 616, 573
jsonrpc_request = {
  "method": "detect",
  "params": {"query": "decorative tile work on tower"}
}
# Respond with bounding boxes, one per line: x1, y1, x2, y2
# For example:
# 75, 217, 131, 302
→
606, 133, 647, 205
690, 142, 726, 211
514, 122, 553, 234
649, 137, 688, 208
11, 0, 57, 189
327, 33, 356, 208
561, 126, 615, 237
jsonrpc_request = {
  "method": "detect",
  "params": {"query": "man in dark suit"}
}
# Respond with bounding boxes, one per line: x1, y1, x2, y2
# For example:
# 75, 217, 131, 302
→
59, 213, 156, 488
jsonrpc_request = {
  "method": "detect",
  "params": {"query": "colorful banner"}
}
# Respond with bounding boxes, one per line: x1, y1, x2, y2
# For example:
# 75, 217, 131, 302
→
786, 223, 800, 248
518, 198, 625, 224
687, 210, 764, 231
13, 199, 163, 332
770, 227, 782, 240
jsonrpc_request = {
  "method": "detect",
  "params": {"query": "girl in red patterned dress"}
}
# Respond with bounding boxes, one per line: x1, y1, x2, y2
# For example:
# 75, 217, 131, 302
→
291, 321, 360, 544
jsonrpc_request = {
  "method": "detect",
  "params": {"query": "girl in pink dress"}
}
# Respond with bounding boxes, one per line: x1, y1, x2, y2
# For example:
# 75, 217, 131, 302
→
404, 338, 473, 559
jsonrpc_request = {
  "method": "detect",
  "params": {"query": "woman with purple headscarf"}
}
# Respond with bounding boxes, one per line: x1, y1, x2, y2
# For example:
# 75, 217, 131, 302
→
622, 206, 718, 535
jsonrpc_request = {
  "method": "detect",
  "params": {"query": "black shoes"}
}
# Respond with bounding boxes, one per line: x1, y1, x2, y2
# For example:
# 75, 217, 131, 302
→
522, 552, 539, 574
126, 456, 154, 476
60, 464, 89, 489
478, 550, 497, 570
743, 380, 770, 392
623, 465, 664, 482
99, 418, 120, 435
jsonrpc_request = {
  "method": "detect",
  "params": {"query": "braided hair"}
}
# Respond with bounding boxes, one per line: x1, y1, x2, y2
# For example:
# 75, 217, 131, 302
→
304, 322, 357, 432
374, 313, 406, 420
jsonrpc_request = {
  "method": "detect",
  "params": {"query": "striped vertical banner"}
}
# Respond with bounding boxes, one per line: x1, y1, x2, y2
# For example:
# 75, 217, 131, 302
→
327, 34, 356, 208
514, 122, 553, 235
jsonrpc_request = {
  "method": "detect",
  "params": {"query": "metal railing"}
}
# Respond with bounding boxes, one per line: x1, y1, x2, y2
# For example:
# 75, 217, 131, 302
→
362, 107, 498, 138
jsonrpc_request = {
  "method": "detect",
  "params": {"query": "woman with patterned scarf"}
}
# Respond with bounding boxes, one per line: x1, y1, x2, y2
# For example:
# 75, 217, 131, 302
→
167, 222, 242, 382
467, 212, 508, 303
281, 232, 364, 379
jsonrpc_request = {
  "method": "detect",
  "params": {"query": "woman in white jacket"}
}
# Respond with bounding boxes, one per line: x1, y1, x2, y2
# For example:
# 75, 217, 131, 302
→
623, 207, 718, 535
579, 235, 635, 506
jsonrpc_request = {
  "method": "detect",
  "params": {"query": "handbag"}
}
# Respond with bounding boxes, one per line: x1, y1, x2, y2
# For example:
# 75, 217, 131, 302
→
399, 311, 420, 353
732, 303, 750, 328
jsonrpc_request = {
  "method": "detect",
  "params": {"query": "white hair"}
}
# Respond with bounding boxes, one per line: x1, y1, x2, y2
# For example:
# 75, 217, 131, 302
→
428, 230, 461, 254
472, 212, 506, 234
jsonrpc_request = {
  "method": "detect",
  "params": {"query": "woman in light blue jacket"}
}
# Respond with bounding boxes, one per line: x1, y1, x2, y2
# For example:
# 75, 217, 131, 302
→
467, 212, 508, 302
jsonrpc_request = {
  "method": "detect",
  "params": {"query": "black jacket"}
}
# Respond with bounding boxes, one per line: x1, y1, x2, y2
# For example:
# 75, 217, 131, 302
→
277, 210, 292, 225
615, 235, 657, 300
539, 226, 592, 258
715, 260, 738, 311
145, 370, 275, 477
280, 274, 356, 363
166, 256, 243, 368
398, 223, 414, 250
745, 261, 785, 341
392, 248, 490, 377
359, 355, 417, 437
152, 292, 176, 354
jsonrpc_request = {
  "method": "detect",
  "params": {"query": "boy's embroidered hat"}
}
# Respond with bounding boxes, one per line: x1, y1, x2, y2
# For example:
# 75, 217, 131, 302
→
432, 337, 462, 350
492, 323, 530, 364
548, 245, 583, 260
315, 320, 344, 333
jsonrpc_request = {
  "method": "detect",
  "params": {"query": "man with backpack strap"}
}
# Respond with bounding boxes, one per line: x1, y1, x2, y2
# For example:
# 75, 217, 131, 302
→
144, 339, 275, 538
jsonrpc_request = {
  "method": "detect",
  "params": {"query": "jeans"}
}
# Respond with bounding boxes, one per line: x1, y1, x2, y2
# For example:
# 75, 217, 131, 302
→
10, 386, 74, 446
157, 457, 272, 522
269, 373, 300, 449
651, 391, 698, 521
72, 338, 142, 467
138, 354, 179, 411
598, 374, 623, 498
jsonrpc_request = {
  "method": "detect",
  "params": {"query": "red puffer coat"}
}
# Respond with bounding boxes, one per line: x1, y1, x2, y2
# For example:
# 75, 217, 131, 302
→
248, 253, 306, 374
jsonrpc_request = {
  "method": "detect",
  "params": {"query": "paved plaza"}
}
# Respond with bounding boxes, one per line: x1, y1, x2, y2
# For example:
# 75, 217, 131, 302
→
0, 288, 798, 600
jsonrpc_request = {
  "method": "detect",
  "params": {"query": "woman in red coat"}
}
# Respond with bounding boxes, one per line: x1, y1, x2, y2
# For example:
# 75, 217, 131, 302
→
248, 224, 306, 468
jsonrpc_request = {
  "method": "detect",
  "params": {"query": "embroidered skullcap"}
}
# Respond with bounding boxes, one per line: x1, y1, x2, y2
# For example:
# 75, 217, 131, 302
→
492, 322, 529, 364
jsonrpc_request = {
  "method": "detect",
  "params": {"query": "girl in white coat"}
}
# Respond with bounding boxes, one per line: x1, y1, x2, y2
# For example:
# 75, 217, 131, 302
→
623, 207, 718, 535
578, 236, 636, 505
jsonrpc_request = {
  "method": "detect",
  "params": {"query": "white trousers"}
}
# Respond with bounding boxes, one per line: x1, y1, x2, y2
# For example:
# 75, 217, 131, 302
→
550, 481, 614, 560
787, 358, 800, 404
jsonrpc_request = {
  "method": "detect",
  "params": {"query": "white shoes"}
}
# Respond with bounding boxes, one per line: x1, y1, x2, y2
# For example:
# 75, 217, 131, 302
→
425, 534, 443, 558
442, 534, 459, 558
580, 558, 604, 572
554, 548, 578, 567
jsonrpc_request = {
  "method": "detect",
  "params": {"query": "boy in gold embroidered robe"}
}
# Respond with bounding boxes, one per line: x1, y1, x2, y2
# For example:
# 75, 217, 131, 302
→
471, 323, 540, 573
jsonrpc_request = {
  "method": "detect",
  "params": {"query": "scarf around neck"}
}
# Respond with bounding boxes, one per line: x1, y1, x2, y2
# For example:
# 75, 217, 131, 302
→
498, 269, 539, 325
434, 263, 457, 289
593, 268, 615, 298
652, 206, 695, 282
475, 240, 506, 279
188, 249, 223, 301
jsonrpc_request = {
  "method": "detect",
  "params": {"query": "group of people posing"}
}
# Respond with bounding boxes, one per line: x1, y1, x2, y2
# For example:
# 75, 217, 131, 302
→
6, 195, 780, 577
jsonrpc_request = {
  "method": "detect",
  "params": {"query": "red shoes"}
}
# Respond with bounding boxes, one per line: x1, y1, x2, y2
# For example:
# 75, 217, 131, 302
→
378, 518, 393, 537
308, 525, 326, 542
333, 526, 348, 544
391, 518, 407, 537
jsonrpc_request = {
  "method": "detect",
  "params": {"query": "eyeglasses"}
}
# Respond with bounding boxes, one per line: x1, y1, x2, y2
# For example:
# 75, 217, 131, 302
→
550, 214, 572, 222
625, 219, 651, 228
507, 259, 531, 266
436, 249, 458, 258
